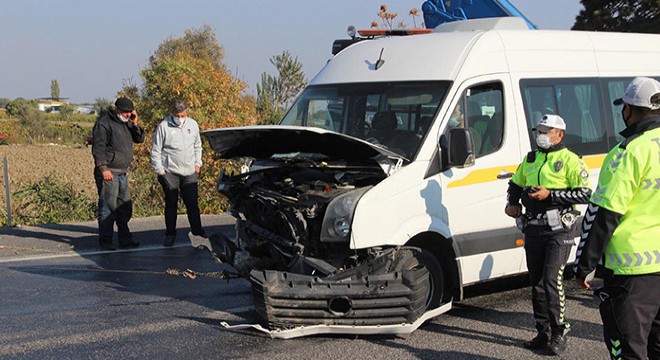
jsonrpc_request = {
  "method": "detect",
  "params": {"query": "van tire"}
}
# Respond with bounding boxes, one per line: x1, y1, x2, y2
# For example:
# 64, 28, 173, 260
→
392, 247, 443, 310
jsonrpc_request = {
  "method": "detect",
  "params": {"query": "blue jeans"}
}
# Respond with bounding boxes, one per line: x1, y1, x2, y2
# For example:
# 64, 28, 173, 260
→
94, 170, 133, 245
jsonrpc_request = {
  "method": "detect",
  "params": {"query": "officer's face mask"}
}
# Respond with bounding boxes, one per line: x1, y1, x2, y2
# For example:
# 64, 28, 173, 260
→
620, 104, 631, 128
536, 133, 553, 149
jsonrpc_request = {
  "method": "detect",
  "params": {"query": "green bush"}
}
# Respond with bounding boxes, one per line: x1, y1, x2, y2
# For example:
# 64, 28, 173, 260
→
12, 173, 96, 225
127, 154, 231, 217
17, 121, 89, 145
0, 120, 25, 145
42, 112, 96, 123
129, 162, 165, 218
0, 207, 8, 227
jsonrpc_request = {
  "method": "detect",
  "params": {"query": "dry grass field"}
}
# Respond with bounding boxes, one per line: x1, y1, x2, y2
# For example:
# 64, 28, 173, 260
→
0, 144, 97, 209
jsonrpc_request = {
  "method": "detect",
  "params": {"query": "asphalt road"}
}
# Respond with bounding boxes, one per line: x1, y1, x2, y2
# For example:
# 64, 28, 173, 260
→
0, 215, 610, 359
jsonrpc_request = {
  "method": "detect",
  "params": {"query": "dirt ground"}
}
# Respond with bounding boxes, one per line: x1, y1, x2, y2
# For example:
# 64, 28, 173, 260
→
0, 144, 96, 209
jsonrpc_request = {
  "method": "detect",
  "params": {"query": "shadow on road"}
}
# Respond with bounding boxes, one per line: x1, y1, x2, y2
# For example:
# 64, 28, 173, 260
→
0, 222, 97, 245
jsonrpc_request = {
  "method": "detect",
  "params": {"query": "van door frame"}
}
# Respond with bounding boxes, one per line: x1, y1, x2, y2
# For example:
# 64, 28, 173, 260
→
438, 74, 527, 286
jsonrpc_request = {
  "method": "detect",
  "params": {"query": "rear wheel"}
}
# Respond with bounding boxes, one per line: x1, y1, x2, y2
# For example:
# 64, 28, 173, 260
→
392, 247, 444, 310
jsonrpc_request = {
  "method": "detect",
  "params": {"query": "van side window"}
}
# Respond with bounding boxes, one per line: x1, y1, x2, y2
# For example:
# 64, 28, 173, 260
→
521, 79, 608, 155
606, 79, 628, 142
602, 78, 660, 143
445, 82, 504, 158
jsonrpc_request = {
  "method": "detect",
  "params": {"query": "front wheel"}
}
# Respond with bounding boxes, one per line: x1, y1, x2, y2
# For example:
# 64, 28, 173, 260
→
391, 247, 444, 310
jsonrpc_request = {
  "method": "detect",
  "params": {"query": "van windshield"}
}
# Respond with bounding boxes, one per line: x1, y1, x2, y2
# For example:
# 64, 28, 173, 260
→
280, 81, 450, 159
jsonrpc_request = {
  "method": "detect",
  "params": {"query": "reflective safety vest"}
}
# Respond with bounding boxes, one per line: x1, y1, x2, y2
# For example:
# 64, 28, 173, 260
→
592, 127, 660, 275
512, 147, 590, 189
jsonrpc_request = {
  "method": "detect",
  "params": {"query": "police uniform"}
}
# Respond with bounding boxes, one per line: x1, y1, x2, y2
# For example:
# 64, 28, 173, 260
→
575, 77, 660, 360
507, 115, 592, 352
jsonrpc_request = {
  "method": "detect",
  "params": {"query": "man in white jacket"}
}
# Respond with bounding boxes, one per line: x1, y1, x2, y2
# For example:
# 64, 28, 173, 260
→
151, 101, 206, 246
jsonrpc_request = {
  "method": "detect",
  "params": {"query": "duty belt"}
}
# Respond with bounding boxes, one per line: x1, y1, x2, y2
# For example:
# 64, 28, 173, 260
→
527, 218, 548, 226
522, 208, 579, 231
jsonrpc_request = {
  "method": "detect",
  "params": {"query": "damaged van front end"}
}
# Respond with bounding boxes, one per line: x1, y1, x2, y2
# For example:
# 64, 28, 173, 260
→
202, 125, 450, 338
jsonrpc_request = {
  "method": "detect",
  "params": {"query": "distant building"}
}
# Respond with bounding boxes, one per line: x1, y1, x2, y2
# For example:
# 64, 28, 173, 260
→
37, 97, 69, 113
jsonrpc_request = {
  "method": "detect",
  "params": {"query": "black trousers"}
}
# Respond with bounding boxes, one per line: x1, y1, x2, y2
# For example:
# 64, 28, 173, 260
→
157, 172, 204, 237
524, 231, 572, 336
597, 273, 660, 360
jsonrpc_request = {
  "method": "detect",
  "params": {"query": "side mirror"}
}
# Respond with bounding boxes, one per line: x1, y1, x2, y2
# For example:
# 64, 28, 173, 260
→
440, 128, 476, 169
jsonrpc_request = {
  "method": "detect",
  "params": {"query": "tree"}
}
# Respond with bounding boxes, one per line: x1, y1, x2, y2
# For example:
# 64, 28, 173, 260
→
256, 51, 307, 125
18, 106, 46, 144
51, 80, 60, 100
572, 0, 660, 33
6, 98, 37, 117
130, 24, 255, 131
0, 98, 10, 108
271, 51, 307, 111
256, 73, 282, 125
121, 24, 257, 215
59, 103, 76, 121
93, 97, 113, 117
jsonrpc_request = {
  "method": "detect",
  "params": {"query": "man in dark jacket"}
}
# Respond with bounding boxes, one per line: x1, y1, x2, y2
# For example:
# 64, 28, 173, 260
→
92, 97, 145, 250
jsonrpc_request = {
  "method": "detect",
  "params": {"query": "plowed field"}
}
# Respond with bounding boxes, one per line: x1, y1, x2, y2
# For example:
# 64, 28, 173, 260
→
0, 144, 96, 209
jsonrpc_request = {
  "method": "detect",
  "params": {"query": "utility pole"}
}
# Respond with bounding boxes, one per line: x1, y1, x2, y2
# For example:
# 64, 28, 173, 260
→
3, 155, 10, 226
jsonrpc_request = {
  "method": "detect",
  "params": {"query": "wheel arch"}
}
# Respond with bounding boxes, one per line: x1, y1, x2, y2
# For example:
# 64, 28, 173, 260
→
404, 231, 462, 302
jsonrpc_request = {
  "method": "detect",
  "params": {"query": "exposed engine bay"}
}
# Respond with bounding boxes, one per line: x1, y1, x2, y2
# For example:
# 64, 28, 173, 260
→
217, 155, 386, 277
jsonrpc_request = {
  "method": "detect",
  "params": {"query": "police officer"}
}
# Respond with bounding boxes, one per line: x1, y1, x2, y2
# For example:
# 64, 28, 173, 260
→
505, 114, 592, 355
574, 77, 660, 360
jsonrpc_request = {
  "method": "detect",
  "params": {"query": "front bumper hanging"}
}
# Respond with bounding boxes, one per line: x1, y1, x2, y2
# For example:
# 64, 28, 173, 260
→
236, 266, 451, 338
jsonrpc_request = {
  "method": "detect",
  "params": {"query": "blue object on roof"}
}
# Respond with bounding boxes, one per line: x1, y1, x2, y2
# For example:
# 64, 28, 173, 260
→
422, 0, 537, 30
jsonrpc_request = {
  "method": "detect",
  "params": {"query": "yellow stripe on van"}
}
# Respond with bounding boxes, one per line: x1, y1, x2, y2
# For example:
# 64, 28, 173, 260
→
447, 154, 606, 188
581, 154, 606, 170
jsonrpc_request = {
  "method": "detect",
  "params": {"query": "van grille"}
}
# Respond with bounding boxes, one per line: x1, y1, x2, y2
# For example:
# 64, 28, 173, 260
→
249, 268, 429, 328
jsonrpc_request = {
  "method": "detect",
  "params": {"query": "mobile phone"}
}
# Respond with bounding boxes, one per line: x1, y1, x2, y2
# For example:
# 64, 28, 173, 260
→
130, 113, 136, 120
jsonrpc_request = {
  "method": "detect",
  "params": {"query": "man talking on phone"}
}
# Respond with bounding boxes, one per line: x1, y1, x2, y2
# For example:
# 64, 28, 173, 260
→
92, 97, 144, 251
504, 114, 592, 355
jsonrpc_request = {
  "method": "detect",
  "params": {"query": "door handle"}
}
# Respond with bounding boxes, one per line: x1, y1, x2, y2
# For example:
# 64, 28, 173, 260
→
497, 171, 514, 179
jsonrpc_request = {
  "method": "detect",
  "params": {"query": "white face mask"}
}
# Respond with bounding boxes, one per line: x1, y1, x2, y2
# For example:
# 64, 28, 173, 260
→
118, 115, 130, 123
536, 134, 553, 149
172, 116, 182, 126
448, 115, 461, 128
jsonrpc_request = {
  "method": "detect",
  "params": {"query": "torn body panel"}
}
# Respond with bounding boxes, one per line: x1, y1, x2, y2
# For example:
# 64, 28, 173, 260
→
220, 303, 452, 339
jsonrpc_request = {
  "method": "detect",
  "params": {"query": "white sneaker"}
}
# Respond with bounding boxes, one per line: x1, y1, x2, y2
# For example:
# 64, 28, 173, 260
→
188, 232, 212, 251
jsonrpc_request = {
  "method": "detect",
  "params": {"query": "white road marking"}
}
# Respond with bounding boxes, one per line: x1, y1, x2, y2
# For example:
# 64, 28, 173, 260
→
0, 244, 190, 264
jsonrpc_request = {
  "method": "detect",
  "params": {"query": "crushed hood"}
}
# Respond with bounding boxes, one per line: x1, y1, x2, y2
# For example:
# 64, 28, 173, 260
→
202, 125, 405, 161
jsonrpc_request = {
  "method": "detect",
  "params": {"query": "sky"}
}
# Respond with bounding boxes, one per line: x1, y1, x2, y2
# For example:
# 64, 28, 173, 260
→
0, 0, 583, 104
